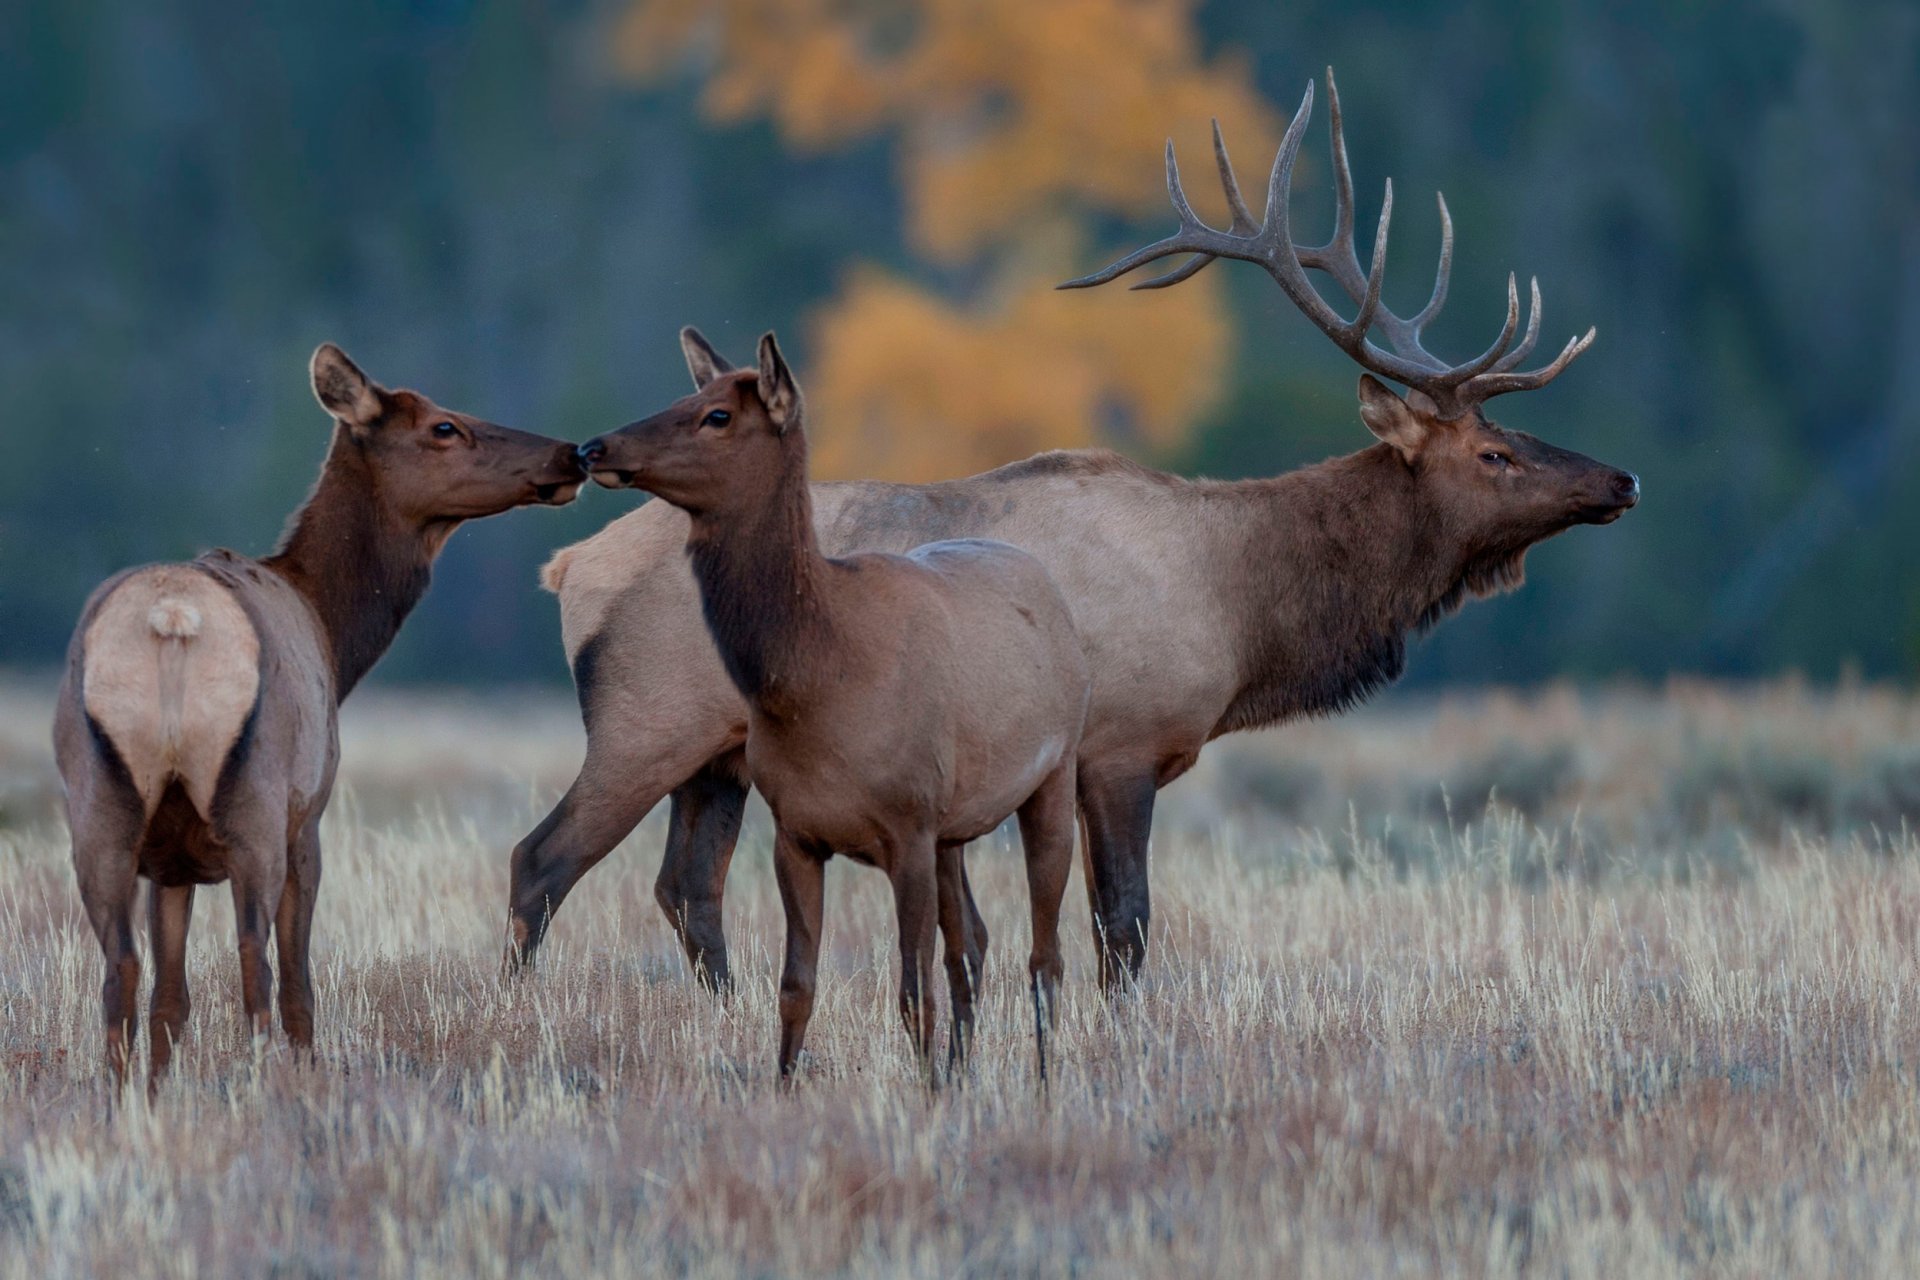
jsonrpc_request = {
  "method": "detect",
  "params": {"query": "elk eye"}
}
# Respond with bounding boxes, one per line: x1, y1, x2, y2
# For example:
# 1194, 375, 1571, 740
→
432, 422, 460, 440
1480, 450, 1510, 467
701, 409, 732, 428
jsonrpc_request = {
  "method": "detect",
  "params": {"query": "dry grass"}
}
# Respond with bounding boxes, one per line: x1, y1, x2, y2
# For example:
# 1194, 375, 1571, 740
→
6, 676, 1920, 1276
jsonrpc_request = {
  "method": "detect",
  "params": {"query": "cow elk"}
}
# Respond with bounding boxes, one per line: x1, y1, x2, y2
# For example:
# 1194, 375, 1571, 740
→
511, 68, 1637, 997
578, 330, 1090, 1081
55, 345, 584, 1091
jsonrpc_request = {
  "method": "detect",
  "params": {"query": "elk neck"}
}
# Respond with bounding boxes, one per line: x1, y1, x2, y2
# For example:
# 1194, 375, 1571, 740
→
681, 432, 836, 715
261, 426, 442, 698
1213, 443, 1508, 732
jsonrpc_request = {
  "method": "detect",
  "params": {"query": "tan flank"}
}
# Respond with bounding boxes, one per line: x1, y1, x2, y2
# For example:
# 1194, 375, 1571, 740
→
506, 72, 1639, 998
54, 343, 585, 1092
578, 330, 1089, 1080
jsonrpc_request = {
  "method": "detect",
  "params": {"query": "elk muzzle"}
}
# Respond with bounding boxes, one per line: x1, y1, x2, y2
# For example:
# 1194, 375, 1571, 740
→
578, 435, 642, 490
533, 442, 589, 506
1577, 468, 1640, 525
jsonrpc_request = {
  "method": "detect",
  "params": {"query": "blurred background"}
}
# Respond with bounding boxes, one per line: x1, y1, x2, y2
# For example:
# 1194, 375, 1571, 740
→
2, 0, 1914, 689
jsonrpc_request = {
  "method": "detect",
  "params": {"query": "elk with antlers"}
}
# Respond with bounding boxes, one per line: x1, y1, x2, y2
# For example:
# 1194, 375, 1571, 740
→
578, 331, 1088, 1080
56, 345, 584, 1090
511, 68, 1637, 996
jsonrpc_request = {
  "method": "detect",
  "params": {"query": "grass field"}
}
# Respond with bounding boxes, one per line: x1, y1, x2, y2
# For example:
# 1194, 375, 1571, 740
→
5, 677, 1920, 1276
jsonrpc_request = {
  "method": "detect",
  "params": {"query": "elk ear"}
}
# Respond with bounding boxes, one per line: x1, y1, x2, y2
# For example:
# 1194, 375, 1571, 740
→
310, 343, 384, 430
1356, 375, 1430, 462
1404, 388, 1443, 419
680, 326, 735, 390
755, 331, 800, 434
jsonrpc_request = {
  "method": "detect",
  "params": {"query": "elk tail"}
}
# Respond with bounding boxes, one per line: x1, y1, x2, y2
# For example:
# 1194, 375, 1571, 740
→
148, 599, 203, 767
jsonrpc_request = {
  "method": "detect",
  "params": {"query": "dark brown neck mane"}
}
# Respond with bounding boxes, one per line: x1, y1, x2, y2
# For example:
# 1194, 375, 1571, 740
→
682, 433, 835, 715
260, 426, 444, 698
1211, 443, 1529, 736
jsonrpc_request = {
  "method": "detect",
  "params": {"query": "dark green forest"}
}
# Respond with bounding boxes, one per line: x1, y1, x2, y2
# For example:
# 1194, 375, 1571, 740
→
2, 0, 1914, 687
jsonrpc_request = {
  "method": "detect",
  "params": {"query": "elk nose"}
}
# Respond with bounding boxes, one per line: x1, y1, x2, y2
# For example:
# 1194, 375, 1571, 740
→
577, 439, 607, 468
1614, 471, 1640, 505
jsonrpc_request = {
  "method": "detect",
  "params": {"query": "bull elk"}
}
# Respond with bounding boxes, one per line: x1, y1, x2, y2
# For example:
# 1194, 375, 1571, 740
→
509, 69, 1637, 994
578, 330, 1088, 1080
55, 345, 584, 1090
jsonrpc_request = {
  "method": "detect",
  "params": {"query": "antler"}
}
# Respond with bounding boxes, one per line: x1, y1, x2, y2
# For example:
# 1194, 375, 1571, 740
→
1059, 68, 1596, 419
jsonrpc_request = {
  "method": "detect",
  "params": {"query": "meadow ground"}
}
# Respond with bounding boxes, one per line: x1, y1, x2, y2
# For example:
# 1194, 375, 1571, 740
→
5, 676, 1920, 1276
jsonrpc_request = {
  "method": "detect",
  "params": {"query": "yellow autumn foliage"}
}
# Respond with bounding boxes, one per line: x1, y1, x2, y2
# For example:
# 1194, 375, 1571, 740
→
808, 263, 1231, 482
615, 0, 1279, 481
618, 0, 898, 145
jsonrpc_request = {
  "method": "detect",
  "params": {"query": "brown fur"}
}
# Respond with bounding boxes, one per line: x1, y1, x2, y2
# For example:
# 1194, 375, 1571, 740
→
54, 343, 584, 1091
578, 331, 1089, 1081
511, 362, 1635, 1000
509, 85, 1641, 988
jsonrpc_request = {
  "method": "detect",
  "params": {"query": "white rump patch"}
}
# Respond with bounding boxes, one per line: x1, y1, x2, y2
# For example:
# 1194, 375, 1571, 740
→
84, 566, 260, 817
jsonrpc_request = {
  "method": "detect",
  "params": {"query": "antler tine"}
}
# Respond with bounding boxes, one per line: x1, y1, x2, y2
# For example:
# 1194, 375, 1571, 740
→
1054, 144, 1224, 290
1488, 276, 1543, 374
1164, 137, 1203, 228
1129, 119, 1264, 289
1259, 82, 1315, 244
1460, 326, 1597, 403
1058, 112, 1292, 292
1246, 78, 1450, 385
1055, 142, 1199, 290
1056, 83, 1322, 296
1128, 250, 1216, 291
1325, 67, 1356, 250
1129, 139, 1227, 290
1212, 118, 1260, 233
1297, 69, 1449, 374
1409, 192, 1453, 335
1431, 272, 1521, 390
1345, 179, 1393, 340
1295, 71, 1364, 299
1252, 81, 1400, 350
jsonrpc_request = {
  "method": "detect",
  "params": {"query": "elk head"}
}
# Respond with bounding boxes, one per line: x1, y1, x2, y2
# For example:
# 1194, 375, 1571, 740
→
1061, 69, 1638, 580
577, 328, 803, 516
309, 343, 585, 521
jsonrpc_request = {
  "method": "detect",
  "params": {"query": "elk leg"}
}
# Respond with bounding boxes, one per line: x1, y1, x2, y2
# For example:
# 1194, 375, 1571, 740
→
935, 842, 976, 1076
890, 832, 940, 1080
655, 755, 749, 993
958, 857, 989, 991
275, 815, 322, 1056
147, 883, 195, 1086
504, 741, 689, 974
1078, 767, 1158, 995
223, 824, 287, 1051
1017, 763, 1077, 1083
73, 800, 142, 1091
773, 827, 824, 1081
